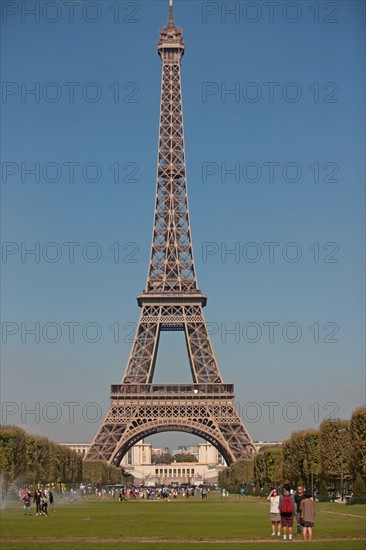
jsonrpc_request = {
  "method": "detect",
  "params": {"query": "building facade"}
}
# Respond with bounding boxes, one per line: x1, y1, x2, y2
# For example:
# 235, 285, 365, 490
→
60, 440, 281, 485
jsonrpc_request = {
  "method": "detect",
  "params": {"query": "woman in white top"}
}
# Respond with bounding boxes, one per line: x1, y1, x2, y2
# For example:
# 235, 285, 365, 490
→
267, 488, 281, 537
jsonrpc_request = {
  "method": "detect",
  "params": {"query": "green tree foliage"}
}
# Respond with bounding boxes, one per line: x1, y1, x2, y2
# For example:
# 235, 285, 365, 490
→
282, 430, 320, 488
254, 452, 264, 486
172, 453, 197, 463
25, 436, 51, 484
264, 447, 282, 484
303, 430, 320, 487
218, 458, 254, 492
0, 425, 27, 482
152, 452, 174, 464
0, 425, 83, 485
218, 407, 362, 492
254, 447, 282, 485
282, 431, 307, 484
318, 478, 329, 502
349, 406, 366, 480
82, 461, 122, 485
350, 473, 366, 504
319, 418, 351, 487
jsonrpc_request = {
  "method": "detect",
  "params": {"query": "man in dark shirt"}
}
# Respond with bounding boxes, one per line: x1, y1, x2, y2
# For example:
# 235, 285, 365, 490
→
295, 486, 305, 535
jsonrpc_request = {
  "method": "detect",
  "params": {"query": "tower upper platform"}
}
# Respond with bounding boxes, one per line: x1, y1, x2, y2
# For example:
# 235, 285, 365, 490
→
158, 0, 185, 56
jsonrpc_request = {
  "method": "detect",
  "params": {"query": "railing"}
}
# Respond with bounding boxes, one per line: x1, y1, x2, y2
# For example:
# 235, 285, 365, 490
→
110, 383, 234, 398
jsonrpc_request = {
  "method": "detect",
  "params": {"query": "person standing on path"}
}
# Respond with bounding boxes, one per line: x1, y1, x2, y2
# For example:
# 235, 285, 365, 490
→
33, 489, 41, 516
41, 491, 48, 517
267, 488, 281, 537
300, 491, 316, 542
22, 491, 31, 515
49, 489, 55, 512
279, 484, 296, 542
295, 486, 305, 535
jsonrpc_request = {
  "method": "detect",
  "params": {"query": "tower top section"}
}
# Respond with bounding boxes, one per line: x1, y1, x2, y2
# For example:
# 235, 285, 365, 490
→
158, 0, 185, 58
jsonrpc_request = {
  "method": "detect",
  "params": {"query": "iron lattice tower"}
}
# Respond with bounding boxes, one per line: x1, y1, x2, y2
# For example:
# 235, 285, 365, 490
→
86, 1, 257, 466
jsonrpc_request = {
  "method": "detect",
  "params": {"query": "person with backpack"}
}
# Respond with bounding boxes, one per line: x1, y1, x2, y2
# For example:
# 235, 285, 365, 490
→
279, 484, 296, 542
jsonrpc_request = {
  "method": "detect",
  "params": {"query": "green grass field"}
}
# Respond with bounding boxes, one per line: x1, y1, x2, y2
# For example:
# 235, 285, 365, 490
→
1, 494, 364, 549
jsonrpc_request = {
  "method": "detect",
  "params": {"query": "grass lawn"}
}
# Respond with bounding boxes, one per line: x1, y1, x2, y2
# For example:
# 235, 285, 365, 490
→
1, 494, 364, 549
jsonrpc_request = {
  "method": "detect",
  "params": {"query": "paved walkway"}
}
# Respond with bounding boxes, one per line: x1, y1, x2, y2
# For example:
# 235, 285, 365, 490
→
1, 536, 365, 544
320, 510, 365, 518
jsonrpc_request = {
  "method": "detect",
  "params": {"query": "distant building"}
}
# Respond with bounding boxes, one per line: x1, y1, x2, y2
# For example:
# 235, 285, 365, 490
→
255, 441, 282, 450
121, 441, 152, 466
60, 440, 281, 485
152, 447, 163, 456
173, 445, 199, 458
60, 443, 90, 455
198, 442, 225, 465
60, 441, 227, 484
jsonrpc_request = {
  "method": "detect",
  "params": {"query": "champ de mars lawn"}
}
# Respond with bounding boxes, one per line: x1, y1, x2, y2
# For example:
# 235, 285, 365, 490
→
1, 494, 365, 549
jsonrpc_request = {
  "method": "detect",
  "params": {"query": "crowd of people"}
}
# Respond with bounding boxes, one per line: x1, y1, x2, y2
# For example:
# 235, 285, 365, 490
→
21, 488, 55, 517
268, 484, 316, 542
111, 485, 208, 501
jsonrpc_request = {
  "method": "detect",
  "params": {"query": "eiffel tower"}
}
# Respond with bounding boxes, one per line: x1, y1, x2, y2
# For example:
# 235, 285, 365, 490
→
86, 0, 257, 466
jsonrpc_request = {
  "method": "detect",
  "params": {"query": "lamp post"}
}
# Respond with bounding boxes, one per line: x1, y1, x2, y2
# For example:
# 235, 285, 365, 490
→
308, 434, 316, 498
338, 427, 346, 502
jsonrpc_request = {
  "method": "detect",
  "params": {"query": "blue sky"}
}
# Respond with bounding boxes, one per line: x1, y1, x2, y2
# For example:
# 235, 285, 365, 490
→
1, 0, 365, 449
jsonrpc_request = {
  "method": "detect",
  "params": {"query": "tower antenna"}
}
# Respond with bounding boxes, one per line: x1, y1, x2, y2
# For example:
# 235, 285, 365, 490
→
168, 0, 174, 25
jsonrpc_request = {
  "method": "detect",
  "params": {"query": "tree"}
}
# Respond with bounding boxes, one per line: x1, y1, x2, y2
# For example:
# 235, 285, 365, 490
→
153, 452, 174, 464
318, 479, 329, 502
263, 447, 282, 484
173, 453, 197, 463
303, 430, 320, 493
255, 447, 282, 486
319, 419, 351, 491
350, 473, 366, 504
254, 453, 265, 487
349, 406, 366, 481
25, 436, 49, 484
0, 425, 27, 482
218, 458, 254, 493
282, 431, 307, 485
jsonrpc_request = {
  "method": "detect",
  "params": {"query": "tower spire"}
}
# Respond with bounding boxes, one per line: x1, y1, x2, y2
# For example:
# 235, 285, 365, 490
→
168, 0, 174, 27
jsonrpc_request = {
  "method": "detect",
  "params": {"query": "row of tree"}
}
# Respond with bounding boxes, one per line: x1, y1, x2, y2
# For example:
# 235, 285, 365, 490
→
151, 452, 197, 464
219, 407, 366, 499
0, 425, 124, 486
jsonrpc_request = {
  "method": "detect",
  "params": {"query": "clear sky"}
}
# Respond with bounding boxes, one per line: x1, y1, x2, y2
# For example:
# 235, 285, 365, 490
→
1, 0, 365, 450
